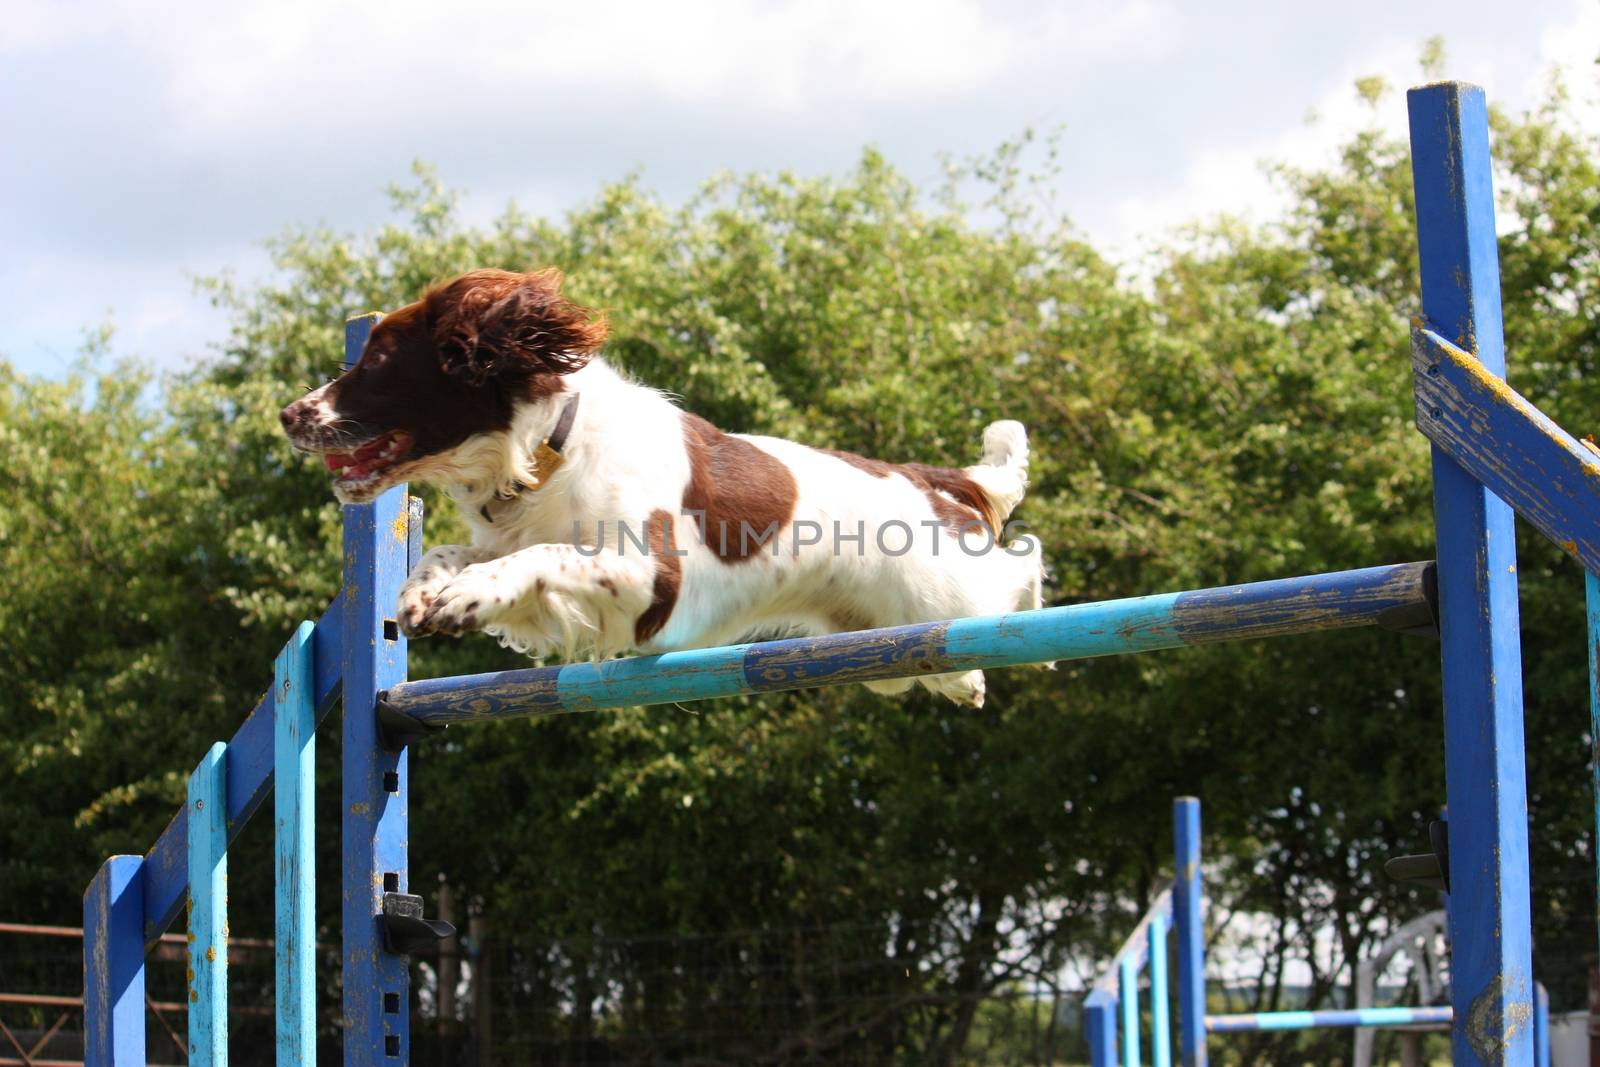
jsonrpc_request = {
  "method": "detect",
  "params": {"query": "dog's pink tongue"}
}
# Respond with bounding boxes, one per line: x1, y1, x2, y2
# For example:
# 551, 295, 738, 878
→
353, 436, 392, 463
325, 433, 409, 476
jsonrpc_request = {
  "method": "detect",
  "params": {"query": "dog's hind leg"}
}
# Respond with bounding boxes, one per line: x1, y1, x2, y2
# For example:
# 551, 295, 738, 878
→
921, 669, 986, 708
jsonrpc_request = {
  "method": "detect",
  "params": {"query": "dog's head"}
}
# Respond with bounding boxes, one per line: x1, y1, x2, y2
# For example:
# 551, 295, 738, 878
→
279, 268, 607, 503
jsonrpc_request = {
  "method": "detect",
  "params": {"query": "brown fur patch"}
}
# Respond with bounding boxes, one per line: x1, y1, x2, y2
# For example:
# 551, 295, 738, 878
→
427, 268, 607, 385
634, 510, 681, 645
681, 414, 798, 562
283, 268, 603, 467
823, 449, 999, 535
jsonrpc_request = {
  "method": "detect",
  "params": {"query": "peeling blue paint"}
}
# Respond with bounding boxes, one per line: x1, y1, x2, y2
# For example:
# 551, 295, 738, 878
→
1409, 81, 1534, 1067
340, 313, 412, 1065
388, 564, 1430, 725
1208, 1007, 1454, 1032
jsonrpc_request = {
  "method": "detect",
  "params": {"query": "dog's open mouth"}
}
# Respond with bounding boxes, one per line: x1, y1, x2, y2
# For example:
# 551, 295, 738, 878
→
322, 431, 414, 487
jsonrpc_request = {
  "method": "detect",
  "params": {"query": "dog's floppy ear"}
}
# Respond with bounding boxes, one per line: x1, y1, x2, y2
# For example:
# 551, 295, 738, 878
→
429, 268, 608, 385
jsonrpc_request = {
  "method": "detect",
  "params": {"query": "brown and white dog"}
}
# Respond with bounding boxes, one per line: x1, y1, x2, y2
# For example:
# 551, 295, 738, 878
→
279, 269, 1043, 705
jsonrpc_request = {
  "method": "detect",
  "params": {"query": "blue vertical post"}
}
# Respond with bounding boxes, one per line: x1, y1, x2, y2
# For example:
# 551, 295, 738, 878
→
408, 495, 424, 573
1534, 983, 1550, 1067
1149, 912, 1172, 1067
341, 313, 412, 1065
1119, 955, 1142, 1067
188, 741, 229, 1065
1408, 82, 1533, 1067
276, 621, 317, 1062
1085, 991, 1118, 1067
1173, 797, 1206, 1067
1587, 572, 1600, 961
83, 855, 145, 1067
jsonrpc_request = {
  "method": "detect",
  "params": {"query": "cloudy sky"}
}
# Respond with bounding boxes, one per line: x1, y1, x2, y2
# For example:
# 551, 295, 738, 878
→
4, 0, 1595, 380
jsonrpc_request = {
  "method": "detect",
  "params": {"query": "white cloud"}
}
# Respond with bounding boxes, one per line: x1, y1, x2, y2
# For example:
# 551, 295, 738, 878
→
1094, 1, 1600, 259
81, 0, 1179, 129
2, 0, 1590, 377
1531, 0, 1600, 127
0, 0, 82, 53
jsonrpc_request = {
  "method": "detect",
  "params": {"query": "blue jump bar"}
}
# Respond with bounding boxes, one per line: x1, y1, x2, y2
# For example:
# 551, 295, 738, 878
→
383, 561, 1434, 724
1207, 1007, 1452, 1032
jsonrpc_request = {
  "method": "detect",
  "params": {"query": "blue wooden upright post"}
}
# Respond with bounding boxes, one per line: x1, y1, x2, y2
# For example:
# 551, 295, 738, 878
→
1534, 983, 1550, 1067
1173, 797, 1206, 1067
1119, 955, 1142, 1067
83, 854, 145, 1067
1408, 82, 1533, 1066
1586, 571, 1600, 963
1085, 991, 1118, 1067
188, 741, 229, 1065
341, 312, 413, 1064
1149, 911, 1172, 1067
276, 621, 317, 1062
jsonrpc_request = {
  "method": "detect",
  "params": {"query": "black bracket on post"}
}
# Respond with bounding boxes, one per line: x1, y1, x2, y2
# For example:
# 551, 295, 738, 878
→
1377, 562, 1440, 638
1384, 819, 1450, 893
376, 694, 446, 753
381, 892, 457, 955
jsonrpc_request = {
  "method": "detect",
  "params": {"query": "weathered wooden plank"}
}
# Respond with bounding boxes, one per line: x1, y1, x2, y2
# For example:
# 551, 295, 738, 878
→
1408, 80, 1533, 1067
341, 312, 413, 1066
275, 621, 316, 1065
1170, 562, 1432, 641
1173, 797, 1206, 1067
1207, 1008, 1453, 1032
83, 855, 144, 1067
383, 563, 1432, 725
1093, 888, 1175, 996
187, 741, 228, 1065
1413, 328, 1600, 575
746, 621, 959, 689
564, 645, 749, 711
142, 592, 344, 941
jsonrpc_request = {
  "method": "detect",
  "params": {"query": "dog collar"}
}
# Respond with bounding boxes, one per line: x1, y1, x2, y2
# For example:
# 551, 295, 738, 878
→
546, 390, 580, 454
480, 392, 580, 523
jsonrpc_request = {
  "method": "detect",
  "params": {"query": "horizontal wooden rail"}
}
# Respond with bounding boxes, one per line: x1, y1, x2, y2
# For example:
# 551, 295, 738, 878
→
1090, 887, 1175, 997
1207, 1007, 1452, 1032
0, 923, 271, 950
382, 561, 1437, 726
1092, 886, 1176, 1067
0, 992, 267, 1018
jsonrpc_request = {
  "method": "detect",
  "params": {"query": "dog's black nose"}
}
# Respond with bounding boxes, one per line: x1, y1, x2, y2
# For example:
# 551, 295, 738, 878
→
279, 403, 303, 431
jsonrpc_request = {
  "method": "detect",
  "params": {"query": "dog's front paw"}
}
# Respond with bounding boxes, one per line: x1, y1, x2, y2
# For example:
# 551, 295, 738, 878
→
398, 546, 480, 638
398, 577, 446, 637
415, 563, 515, 637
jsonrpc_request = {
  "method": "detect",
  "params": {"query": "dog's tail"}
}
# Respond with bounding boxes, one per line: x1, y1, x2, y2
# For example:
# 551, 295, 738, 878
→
965, 420, 1030, 524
